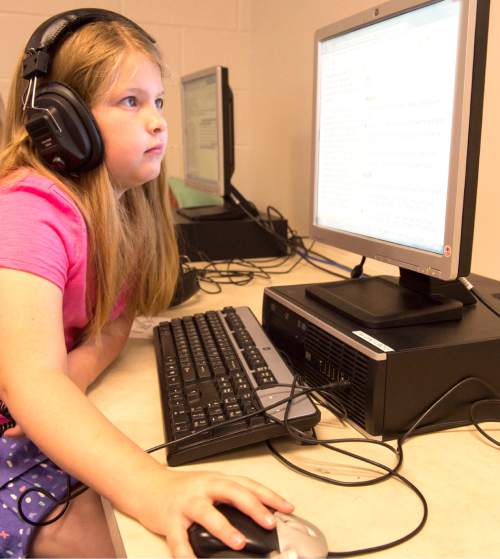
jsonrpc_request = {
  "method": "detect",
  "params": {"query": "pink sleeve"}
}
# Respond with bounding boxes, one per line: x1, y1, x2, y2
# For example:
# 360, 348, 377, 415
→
0, 184, 85, 290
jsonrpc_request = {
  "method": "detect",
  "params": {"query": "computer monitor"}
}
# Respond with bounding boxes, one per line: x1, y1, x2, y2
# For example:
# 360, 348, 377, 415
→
308, 0, 490, 327
179, 66, 254, 221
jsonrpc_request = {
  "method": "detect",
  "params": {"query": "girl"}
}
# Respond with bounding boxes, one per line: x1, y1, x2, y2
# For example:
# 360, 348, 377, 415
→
0, 10, 293, 558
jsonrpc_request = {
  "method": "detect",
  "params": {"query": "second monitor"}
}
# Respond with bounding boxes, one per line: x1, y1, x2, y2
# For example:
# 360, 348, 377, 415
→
179, 65, 256, 221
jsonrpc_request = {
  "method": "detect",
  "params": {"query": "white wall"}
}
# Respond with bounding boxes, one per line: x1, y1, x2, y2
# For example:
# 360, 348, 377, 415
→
0, 0, 498, 279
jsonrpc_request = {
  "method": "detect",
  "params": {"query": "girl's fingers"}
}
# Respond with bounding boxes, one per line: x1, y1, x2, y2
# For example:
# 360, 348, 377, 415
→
3, 425, 24, 438
207, 479, 284, 530
224, 476, 294, 515
165, 516, 197, 559
161, 473, 294, 557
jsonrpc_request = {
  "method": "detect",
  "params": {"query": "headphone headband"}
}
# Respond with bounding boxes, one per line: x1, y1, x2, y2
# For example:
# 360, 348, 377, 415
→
23, 8, 155, 80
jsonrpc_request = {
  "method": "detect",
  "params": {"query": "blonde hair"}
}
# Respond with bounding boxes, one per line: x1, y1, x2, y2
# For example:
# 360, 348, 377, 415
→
0, 94, 4, 146
0, 20, 179, 340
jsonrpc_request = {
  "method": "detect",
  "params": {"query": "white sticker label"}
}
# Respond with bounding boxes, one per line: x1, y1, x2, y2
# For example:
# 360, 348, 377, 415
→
352, 330, 394, 352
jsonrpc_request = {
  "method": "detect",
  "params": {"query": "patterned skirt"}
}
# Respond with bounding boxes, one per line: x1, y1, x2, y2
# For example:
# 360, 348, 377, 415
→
0, 437, 75, 558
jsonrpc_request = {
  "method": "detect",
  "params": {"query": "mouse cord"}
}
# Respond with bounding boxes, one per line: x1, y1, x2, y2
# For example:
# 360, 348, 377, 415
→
266, 438, 427, 558
15, 377, 500, 528
265, 375, 500, 557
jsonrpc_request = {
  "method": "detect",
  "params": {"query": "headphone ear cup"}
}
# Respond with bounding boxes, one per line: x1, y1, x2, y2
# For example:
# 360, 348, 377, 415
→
26, 81, 103, 174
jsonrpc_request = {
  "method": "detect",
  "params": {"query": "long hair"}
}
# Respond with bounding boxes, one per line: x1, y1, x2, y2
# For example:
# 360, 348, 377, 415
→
0, 20, 179, 340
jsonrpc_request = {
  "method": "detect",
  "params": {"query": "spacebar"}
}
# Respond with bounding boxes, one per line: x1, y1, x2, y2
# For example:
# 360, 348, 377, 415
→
213, 421, 248, 436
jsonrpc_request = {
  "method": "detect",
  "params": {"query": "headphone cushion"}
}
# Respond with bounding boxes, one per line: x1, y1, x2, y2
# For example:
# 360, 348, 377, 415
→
26, 81, 103, 173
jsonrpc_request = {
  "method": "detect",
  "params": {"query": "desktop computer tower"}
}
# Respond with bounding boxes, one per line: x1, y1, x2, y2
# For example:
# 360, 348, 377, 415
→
262, 274, 500, 439
174, 213, 288, 261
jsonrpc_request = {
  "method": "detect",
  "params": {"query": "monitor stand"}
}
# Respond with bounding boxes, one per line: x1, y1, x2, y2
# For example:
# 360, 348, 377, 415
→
177, 203, 245, 221
176, 185, 259, 222
305, 268, 477, 328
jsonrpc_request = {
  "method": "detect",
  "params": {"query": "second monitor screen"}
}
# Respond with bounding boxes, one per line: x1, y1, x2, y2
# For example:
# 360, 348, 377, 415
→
183, 73, 220, 187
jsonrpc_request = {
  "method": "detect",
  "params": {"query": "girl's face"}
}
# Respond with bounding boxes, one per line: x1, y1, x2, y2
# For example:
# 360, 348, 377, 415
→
92, 50, 167, 191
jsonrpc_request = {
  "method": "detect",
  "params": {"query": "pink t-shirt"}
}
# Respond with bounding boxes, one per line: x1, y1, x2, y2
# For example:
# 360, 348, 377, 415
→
0, 172, 126, 351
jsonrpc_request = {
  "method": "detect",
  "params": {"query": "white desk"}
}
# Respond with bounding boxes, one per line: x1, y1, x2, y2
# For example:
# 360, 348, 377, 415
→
89, 248, 500, 558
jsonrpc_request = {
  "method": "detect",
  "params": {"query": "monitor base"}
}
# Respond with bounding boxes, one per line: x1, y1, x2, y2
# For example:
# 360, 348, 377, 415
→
177, 203, 246, 221
305, 275, 468, 328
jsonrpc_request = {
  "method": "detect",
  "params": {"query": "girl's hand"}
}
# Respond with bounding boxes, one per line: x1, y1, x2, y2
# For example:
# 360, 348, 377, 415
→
141, 469, 294, 558
3, 424, 24, 438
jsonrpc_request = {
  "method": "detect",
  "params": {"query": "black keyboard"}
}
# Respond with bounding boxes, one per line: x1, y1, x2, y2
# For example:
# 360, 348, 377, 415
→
153, 306, 320, 466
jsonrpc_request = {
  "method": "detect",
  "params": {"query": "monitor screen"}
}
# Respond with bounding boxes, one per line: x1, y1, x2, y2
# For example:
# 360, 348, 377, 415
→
310, 0, 489, 282
181, 66, 234, 197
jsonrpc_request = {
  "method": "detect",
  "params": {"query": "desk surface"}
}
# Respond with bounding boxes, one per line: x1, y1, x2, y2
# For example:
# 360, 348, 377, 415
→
89, 248, 500, 558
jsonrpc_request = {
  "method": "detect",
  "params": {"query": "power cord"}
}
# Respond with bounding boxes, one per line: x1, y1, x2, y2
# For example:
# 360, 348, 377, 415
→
226, 197, 351, 280
350, 256, 366, 279
459, 276, 500, 318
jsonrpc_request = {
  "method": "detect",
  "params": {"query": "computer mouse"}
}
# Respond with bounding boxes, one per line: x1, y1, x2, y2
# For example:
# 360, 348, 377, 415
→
188, 504, 329, 558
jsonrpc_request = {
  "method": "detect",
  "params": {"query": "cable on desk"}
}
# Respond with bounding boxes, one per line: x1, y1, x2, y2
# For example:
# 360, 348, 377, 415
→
470, 398, 500, 447
182, 200, 366, 293
15, 374, 500, 533
261, 376, 425, 557
263, 374, 500, 557
194, 251, 304, 294
15, 383, 333, 527
208, 200, 352, 282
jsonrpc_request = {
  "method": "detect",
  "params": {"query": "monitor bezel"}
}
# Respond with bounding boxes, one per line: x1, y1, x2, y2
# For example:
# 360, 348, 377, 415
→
181, 65, 231, 197
309, 0, 488, 281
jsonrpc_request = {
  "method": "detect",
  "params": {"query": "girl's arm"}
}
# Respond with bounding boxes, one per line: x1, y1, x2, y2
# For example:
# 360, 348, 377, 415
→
0, 269, 293, 558
3, 303, 134, 436
66, 306, 135, 392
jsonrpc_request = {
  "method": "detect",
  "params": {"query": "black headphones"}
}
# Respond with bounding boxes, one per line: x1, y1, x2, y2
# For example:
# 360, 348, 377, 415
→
22, 8, 155, 175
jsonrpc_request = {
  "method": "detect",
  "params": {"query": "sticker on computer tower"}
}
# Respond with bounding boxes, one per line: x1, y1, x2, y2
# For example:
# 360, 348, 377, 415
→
352, 331, 394, 352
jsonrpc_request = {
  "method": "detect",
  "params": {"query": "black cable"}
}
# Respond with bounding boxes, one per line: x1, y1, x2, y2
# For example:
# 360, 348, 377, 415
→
471, 287, 500, 318
146, 381, 340, 454
310, 392, 348, 422
17, 380, 336, 527
265, 377, 426, 557
458, 277, 500, 319
18, 477, 73, 527
183, 199, 353, 291
194, 245, 306, 294
350, 256, 366, 279
267, 440, 428, 559
297, 250, 350, 280
229, 198, 351, 279
399, 376, 500, 445
16, 373, 500, 536
470, 398, 500, 446
264, 374, 500, 557
268, 379, 404, 486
